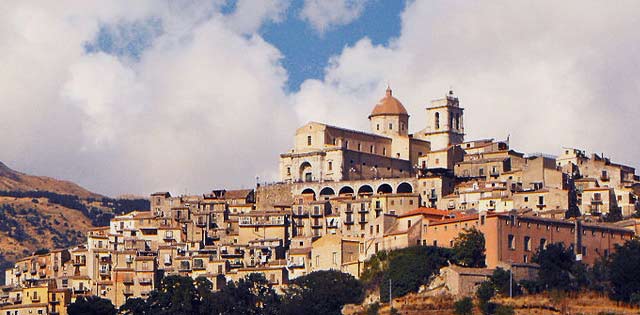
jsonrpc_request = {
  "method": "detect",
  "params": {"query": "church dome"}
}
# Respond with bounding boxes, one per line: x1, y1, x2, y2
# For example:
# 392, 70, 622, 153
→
369, 87, 409, 118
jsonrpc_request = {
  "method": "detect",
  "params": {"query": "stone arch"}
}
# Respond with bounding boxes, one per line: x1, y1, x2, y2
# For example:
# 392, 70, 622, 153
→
338, 186, 354, 196
299, 162, 313, 182
319, 187, 336, 197
357, 185, 373, 196
301, 188, 316, 200
377, 183, 393, 194
397, 182, 413, 193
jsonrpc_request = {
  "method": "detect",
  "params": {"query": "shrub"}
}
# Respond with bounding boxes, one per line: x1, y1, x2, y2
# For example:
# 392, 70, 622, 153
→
454, 297, 474, 315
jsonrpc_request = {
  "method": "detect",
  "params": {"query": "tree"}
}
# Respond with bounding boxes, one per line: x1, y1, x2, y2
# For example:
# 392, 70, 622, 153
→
453, 297, 473, 315
380, 246, 451, 302
490, 267, 517, 297
119, 298, 149, 315
146, 275, 199, 315
452, 227, 486, 268
68, 296, 117, 315
281, 270, 363, 315
205, 273, 281, 315
609, 239, 640, 302
475, 281, 495, 315
533, 243, 577, 291
603, 206, 623, 222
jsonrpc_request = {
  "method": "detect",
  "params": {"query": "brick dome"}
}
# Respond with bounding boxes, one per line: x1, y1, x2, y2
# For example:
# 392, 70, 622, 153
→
369, 87, 408, 118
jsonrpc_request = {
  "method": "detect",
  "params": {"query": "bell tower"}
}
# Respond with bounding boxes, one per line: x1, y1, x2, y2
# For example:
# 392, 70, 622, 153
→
417, 90, 464, 150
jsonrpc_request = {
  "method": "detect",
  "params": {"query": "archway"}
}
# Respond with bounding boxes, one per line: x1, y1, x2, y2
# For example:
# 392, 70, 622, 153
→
319, 187, 336, 198
301, 188, 316, 201
338, 186, 354, 196
299, 162, 313, 182
377, 184, 393, 194
357, 185, 373, 196
397, 182, 413, 193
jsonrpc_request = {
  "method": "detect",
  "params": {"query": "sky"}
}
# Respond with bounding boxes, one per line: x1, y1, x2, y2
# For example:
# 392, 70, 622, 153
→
1, 0, 639, 197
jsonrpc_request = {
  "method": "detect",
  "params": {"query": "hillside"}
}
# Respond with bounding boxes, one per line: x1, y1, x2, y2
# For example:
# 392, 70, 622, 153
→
0, 161, 103, 199
0, 161, 149, 284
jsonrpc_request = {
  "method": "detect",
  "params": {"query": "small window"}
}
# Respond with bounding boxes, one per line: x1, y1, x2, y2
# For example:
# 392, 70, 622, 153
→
524, 197, 529, 202
377, 124, 380, 130
508, 234, 515, 250
328, 161, 333, 171
389, 123, 393, 130
307, 136, 312, 146
540, 238, 547, 249
524, 236, 531, 251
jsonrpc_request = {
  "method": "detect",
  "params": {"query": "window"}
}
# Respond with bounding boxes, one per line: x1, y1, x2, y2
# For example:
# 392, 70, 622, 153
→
540, 238, 547, 250
376, 225, 380, 234
435, 112, 440, 129
401, 122, 405, 130
407, 220, 412, 228
389, 123, 393, 130
508, 234, 515, 250
382, 148, 386, 155
524, 197, 529, 202
524, 236, 531, 251
538, 196, 544, 205
582, 246, 587, 257
433, 240, 438, 246
315, 255, 319, 266
332, 252, 338, 265
377, 124, 380, 130
479, 168, 484, 176
523, 255, 528, 263
286, 167, 291, 176
357, 143, 361, 151
328, 161, 332, 171
307, 136, 312, 146
370, 145, 374, 153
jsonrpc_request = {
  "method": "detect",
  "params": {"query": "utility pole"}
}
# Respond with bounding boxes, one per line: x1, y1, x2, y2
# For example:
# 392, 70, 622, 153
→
389, 278, 392, 310
509, 259, 513, 298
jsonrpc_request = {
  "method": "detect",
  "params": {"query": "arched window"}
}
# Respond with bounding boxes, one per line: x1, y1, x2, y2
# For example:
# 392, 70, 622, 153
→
435, 112, 440, 129
455, 114, 460, 130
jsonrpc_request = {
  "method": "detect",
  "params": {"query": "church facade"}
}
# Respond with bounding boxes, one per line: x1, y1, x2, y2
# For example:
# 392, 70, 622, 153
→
279, 87, 465, 183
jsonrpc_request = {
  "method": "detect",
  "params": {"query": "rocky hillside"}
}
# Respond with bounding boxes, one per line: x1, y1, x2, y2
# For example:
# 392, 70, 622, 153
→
0, 161, 150, 283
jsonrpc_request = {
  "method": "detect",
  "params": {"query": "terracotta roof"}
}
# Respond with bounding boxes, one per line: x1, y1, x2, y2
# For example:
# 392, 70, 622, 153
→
399, 207, 449, 218
369, 87, 408, 118
224, 189, 253, 200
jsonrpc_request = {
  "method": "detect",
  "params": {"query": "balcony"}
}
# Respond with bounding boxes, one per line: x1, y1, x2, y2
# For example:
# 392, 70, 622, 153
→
38, 271, 46, 278
139, 278, 152, 285
30, 269, 37, 275
123, 289, 134, 296
601, 174, 610, 181
229, 261, 244, 268
99, 268, 110, 275
311, 223, 323, 229
196, 221, 207, 227
220, 249, 244, 258
73, 260, 86, 267
310, 212, 323, 217
31, 295, 40, 302
39, 262, 46, 268
490, 171, 500, 177
591, 198, 603, 205
73, 287, 90, 294
123, 278, 134, 285
292, 211, 308, 217
344, 220, 354, 225
536, 203, 546, 209
428, 194, 438, 201
359, 219, 368, 224
163, 234, 176, 241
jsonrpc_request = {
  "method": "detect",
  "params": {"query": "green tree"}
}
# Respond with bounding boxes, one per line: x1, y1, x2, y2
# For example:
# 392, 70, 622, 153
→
609, 239, 640, 302
533, 243, 577, 291
68, 296, 117, 315
452, 227, 486, 268
380, 246, 451, 302
490, 267, 516, 297
206, 273, 281, 315
119, 297, 149, 315
281, 270, 363, 315
475, 281, 495, 315
453, 297, 474, 315
146, 275, 199, 315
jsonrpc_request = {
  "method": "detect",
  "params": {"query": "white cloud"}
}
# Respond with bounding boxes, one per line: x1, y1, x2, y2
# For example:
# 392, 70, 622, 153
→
293, 0, 640, 168
0, 1, 294, 196
299, 0, 368, 34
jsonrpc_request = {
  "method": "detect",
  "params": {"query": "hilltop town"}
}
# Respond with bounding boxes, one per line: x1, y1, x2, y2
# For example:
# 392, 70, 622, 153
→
2, 88, 639, 314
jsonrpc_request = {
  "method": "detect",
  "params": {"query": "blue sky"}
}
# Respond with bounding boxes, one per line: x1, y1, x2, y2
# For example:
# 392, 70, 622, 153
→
261, 0, 405, 91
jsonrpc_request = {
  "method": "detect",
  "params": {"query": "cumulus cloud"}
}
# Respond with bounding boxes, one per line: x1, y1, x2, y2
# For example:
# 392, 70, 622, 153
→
1, 1, 640, 197
0, 0, 293, 196
299, 0, 368, 34
293, 0, 640, 168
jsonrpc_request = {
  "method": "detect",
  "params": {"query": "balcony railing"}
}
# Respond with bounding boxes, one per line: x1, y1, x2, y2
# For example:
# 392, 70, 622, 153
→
591, 198, 603, 205
601, 174, 610, 181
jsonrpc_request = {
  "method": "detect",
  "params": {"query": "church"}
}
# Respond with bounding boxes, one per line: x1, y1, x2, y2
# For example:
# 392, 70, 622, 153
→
279, 87, 465, 183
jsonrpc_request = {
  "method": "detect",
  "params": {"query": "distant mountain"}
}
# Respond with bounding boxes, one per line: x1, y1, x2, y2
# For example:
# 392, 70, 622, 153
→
0, 161, 103, 199
0, 161, 149, 284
